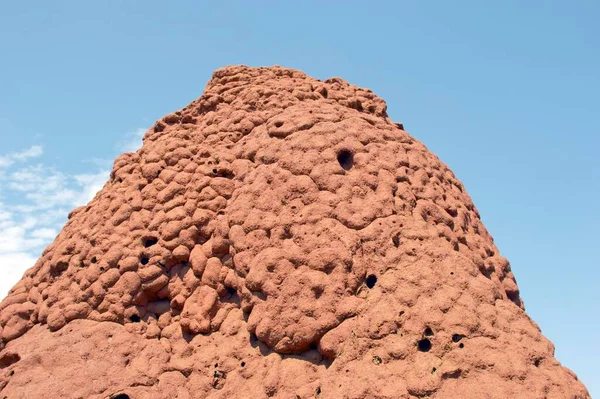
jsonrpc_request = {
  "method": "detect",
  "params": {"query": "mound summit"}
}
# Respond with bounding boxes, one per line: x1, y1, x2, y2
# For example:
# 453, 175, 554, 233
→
0, 66, 589, 398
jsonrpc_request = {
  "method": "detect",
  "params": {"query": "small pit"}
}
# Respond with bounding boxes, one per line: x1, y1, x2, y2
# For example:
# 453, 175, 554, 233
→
418, 339, 432, 352
0, 352, 20, 369
366, 274, 377, 289
337, 149, 354, 170
144, 237, 158, 248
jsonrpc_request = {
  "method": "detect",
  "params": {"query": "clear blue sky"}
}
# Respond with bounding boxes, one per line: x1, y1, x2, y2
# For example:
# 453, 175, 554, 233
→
0, 1, 598, 395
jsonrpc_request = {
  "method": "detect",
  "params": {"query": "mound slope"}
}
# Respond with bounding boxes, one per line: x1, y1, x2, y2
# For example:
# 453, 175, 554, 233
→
0, 66, 589, 398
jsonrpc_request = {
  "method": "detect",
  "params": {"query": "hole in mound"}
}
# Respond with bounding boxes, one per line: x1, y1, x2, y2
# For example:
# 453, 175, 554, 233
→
392, 234, 401, 248
366, 274, 377, 289
140, 256, 149, 265
312, 286, 324, 299
129, 315, 141, 323
534, 359, 541, 367
431, 367, 437, 374
144, 237, 158, 248
274, 121, 284, 128
424, 327, 434, 336
418, 339, 432, 352
50, 261, 69, 278
452, 334, 463, 342
91, 256, 97, 264
240, 361, 246, 368
459, 343, 464, 349
0, 353, 20, 369
337, 150, 354, 170
110, 394, 130, 399
506, 290, 521, 307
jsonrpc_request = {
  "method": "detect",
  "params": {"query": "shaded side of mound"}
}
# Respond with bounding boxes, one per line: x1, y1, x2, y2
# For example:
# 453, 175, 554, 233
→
0, 66, 589, 399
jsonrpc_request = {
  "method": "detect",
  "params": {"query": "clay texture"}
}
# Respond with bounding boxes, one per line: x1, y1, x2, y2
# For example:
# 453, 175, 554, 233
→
0, 66, 590, 398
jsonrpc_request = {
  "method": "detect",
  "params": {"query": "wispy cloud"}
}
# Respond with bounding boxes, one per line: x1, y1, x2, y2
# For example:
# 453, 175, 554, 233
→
0, 145, 43, 168
118, 128, 146, 153
0, 128, 147, 299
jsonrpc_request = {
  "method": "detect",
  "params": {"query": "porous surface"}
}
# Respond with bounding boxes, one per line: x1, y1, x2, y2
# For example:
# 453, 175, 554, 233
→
0, 66, 589, 398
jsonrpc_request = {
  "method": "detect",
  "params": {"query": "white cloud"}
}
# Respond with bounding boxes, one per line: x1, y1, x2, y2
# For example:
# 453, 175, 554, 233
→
73, 170, 110, 203
0, 127, 145, 300
0, 145, 43, 168
0, 148, 110, 299
119, 128, 146, 153
30, 228, 58, 240
0, 252, 37, 297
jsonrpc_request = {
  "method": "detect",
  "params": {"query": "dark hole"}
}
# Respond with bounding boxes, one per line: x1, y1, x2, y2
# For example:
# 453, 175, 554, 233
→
450, 271, 454, 275
392, 234, 401, 248
534, 359, 541, 367
91, 256, 97, 264
144, 237, 158, 248
310, 343, 318, 351
99, 267, 105, 272
140, 257, 149, 265
212, 168, 218, 174
418, 339, 432, 352
129, 315, 141, 323
431, 367, 437, 374
459, 343, 464, 349
8, 370, 14, 376
452, 334, 463, 343
226, 286, 236, 296
366, 274, 377, 289
337, 150, 354, 170
111, 395, 130, 399
316, 387, 321, 395
240, 361, 246, 367
274, 121, 283, 128
0, 353, 20, 368
424, 327, 434, 336
50, 261, 69, 278
213, 370, 225, 378
214, 363, 218, 368
506, 290, 522, 307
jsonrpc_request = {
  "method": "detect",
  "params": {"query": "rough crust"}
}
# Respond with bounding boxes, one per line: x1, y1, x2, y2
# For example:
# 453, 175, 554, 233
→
0, 65, 589, 398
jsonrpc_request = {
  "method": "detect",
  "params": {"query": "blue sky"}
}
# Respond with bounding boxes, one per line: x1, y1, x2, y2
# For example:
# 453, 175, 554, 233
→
0, 1, 598, 395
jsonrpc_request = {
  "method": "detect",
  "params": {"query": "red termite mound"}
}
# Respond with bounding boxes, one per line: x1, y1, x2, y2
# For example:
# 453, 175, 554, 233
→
0, 66, 589, 398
